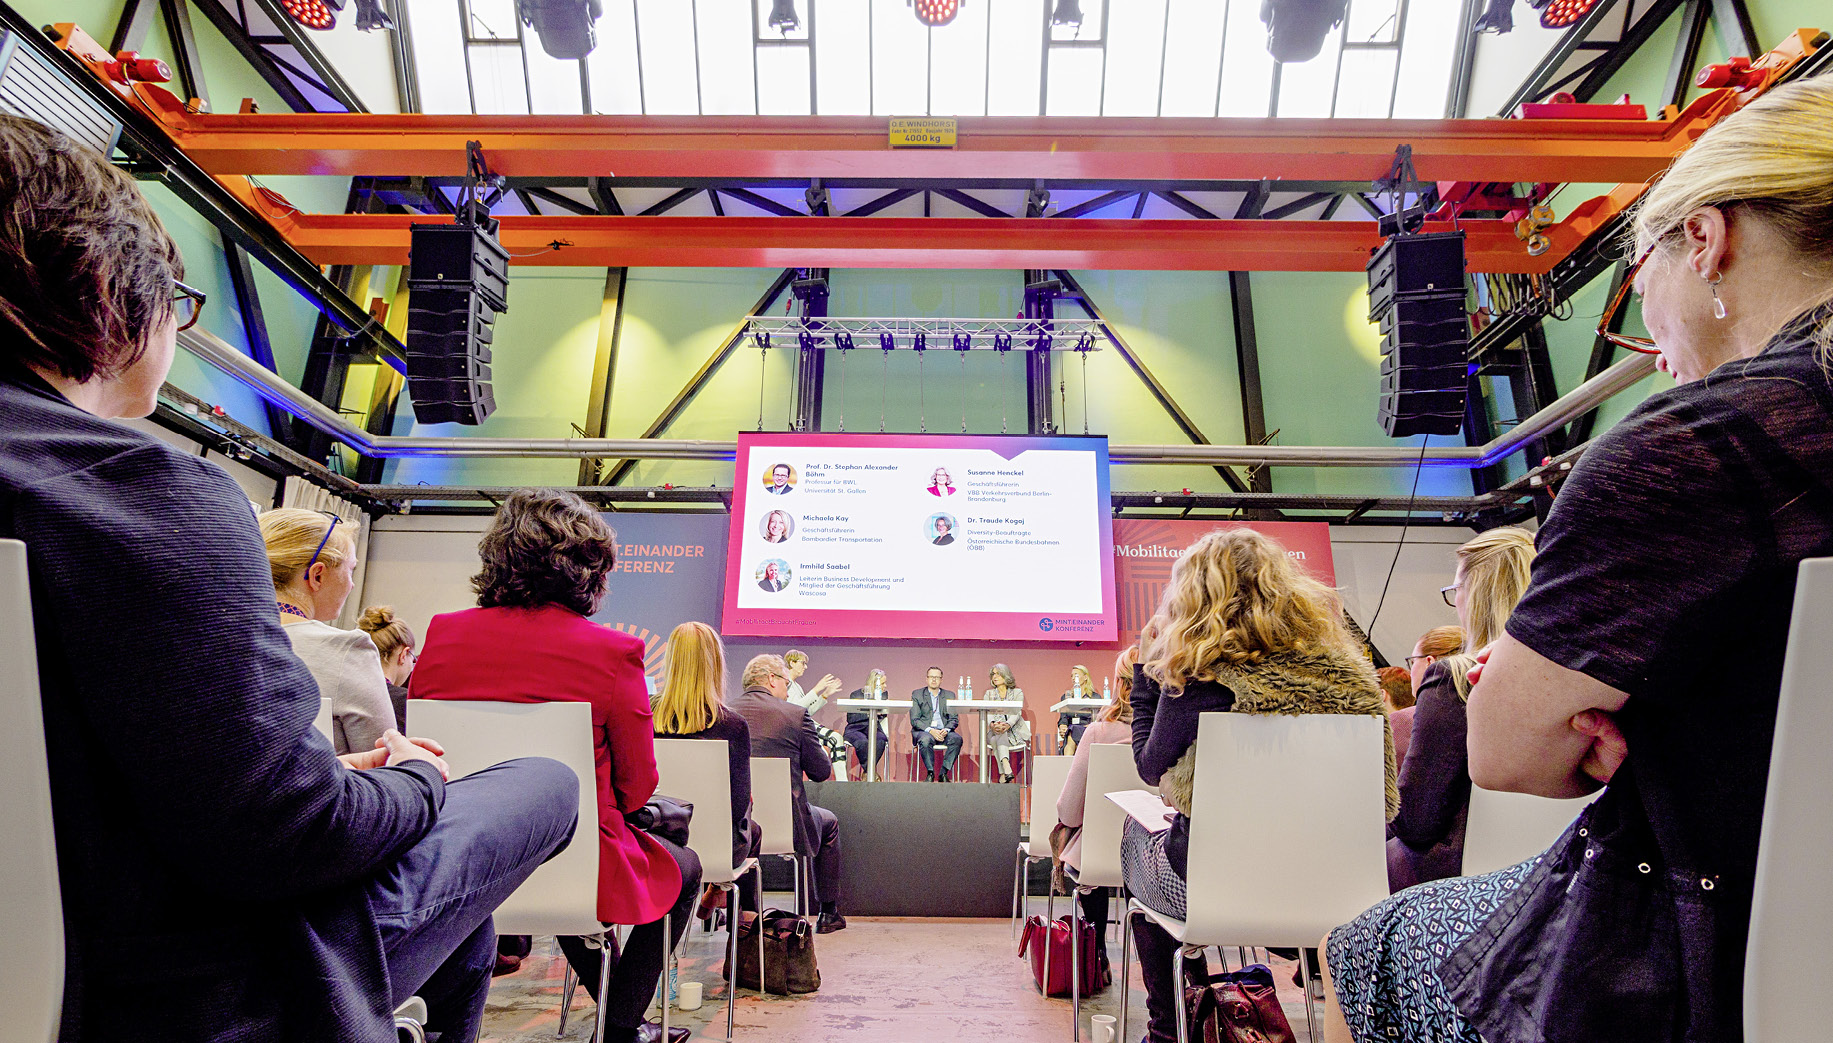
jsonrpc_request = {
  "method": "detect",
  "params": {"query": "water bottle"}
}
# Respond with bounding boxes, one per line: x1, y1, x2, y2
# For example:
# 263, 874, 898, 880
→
1103, 677, 1111, 701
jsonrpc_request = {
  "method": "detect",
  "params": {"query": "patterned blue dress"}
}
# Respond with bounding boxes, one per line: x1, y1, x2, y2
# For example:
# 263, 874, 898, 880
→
1325, 857, 1540, 1042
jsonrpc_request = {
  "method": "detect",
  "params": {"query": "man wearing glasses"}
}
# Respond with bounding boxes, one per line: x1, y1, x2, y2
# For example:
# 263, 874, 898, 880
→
731, 654, 848, 933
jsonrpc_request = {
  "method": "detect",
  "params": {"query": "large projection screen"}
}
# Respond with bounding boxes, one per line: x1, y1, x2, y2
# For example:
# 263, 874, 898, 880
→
722, 433, 1117, 643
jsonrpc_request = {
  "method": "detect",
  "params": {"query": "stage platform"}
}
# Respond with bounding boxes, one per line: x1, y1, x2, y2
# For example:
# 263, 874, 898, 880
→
801, 780, 1022, 917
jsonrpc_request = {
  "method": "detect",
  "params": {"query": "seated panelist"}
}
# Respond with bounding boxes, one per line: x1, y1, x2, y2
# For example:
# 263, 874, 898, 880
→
910, 666, 963, 782
844, 668, 893, 780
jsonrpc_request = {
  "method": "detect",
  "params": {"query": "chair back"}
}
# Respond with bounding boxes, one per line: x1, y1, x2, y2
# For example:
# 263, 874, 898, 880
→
312, 696, 332, 742
1183, 712, 1389, 947
0, 540, 62, 1041
751, 757, 797, 857
655, 738, 743, 884
404, 699, 600, 935
1461, 786, 1596, 877
1026, 755, 1075, 856
1079, 742, 1152, 889
1746, 557, 1833, 1043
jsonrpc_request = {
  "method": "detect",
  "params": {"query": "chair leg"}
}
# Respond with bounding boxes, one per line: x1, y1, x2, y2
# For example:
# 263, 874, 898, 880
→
1012, 847, 1025, 942
1039, 885, 1055, 996
725, 884, 739, 1039
558, 960, 576, 1038
755, 869, 766, 997
595, 930, 614, 1043
659, 912, 671, 1041
1172, 946, 1192, 1043
1118, 904, 1135, 1043
1070, 887, 1082, 1042
1298, 944, 1321, 1043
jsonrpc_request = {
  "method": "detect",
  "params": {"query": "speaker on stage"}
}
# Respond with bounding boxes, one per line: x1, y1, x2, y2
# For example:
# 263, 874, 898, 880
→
1367, 231, 1469, 437
405, 220, 509, 425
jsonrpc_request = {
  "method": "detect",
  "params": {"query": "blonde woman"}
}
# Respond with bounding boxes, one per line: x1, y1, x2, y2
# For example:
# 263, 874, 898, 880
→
1387, 528, 1535, 891
1322, 79, 1833, 1043
261, 508, 395, 756
358, 604, 416, 731
983, 663, 1031, 783
653, 622, 758, 881
1124, 528, 1392, 1043
844, 668, 892, 780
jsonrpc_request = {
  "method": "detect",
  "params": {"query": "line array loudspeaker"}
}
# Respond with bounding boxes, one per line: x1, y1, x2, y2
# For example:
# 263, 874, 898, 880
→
405, 222, 509, 425
1366, 231, 1469, 437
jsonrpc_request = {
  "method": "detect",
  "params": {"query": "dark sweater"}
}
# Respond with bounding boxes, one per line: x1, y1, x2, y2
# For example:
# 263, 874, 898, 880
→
658, 708, 753, 868
1129, 664, 1235, 876
1, 365, 444, 1043
1386, 661, 1469, 889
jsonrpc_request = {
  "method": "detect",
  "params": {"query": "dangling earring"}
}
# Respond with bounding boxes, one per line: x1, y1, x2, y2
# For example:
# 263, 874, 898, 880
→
1708, 272, 1727, 320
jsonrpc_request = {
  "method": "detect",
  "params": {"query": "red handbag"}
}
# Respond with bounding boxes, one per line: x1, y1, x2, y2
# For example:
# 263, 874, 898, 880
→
1183, 963, 1296, 1043
1017, 914, 1109, 997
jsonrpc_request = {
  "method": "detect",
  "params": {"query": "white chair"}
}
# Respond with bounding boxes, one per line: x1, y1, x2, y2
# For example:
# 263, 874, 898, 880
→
1119, 712, 1390, 1043
1065, 742, 1152, 1038
751, 757, 807, 914
1461, 785, 1597, 877
312, 696, 333, 742
1013, 755, 1075, 940
1746, 557, 1833, 1043
0, 539, 63, 1041
402, 700, 613, 1039
655, 738, 762, 1037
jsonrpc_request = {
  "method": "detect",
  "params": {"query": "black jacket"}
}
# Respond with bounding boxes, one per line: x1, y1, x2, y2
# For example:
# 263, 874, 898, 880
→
1386, 661, 1469, 888
729, 686, 830, 854
1, 367, 444, 1043
909, 687, 960, 734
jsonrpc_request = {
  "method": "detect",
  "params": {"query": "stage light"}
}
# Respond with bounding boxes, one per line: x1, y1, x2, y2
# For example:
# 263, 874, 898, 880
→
835, 331, 855, 351
1260, 0, 1349, 62
1472, 0, 1514, 33
912, 0, 962, 27
912, 331, 928, 352
1537, 0, 1602, 29
952, 332, 973, 351
1051, 0, 1082, 28
280, 0, 336, 30
880, 332, 896, 352
516, 0, 604, 59
768, 0, 801, 33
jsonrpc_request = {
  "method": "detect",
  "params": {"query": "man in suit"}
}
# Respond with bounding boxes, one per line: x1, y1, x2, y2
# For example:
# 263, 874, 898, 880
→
758, 561, 789, 592
911, 666, 963, 781
731, 654, 847, 933
765, 463, 794, 494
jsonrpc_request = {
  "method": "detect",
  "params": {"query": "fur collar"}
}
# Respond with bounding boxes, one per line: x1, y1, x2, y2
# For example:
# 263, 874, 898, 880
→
1161, 644, 1399, 822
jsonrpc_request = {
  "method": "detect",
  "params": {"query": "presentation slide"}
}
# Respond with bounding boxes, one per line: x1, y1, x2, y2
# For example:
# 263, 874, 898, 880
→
721, 433, 1117, 642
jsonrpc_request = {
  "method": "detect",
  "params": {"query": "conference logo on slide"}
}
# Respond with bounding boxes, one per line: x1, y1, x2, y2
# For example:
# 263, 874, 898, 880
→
1037, 617, 1055, 632
1038, 615, 1106, 634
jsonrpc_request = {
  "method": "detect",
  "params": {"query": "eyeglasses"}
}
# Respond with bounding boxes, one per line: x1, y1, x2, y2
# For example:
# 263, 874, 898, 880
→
1594, 243, 1661, 355
1403, 654, 1434, 667
1440, 584, 1459, 607
173, 280, 207, 332
306, 514, 341, 573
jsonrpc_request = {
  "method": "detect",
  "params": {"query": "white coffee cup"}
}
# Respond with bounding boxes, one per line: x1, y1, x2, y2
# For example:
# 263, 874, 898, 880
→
676, 979, 704, 1011
1090, 1014, 1117, 1043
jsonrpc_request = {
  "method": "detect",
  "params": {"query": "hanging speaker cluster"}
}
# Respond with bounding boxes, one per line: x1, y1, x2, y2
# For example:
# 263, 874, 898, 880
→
405, 219, 508, 425
1366, 231, 1470, 437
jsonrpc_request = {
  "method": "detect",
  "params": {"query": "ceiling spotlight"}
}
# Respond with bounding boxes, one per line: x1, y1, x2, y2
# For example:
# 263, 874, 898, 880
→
1260, 0, 1349, 62
1537, 0, 1601, 28
516, 0, 604, 59
1472, 0, 1513, 32
911, 0, 962, 27
1051, 0, 1082, 28
768, 0, 801, 33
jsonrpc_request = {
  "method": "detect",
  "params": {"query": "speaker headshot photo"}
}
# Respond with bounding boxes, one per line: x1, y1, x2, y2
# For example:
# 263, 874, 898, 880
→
927, 514, 957, 546
927, 466, 956, 496
762, 462, 796, 495
760, 509, 794, 543
756, 559, 792, 592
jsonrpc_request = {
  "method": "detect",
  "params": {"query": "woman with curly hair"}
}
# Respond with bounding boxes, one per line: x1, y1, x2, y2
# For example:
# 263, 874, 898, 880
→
412, 489, 701, 1043
1124, 527, 1395, 1043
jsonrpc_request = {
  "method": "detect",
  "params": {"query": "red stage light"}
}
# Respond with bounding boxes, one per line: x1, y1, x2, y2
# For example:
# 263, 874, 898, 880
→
1539, 0, 1599, 29
912, 0, 961, 27
282, 0, 337, 30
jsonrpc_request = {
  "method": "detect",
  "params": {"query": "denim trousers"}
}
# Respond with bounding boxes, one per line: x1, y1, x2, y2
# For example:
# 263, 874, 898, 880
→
367, 756, 580, 1043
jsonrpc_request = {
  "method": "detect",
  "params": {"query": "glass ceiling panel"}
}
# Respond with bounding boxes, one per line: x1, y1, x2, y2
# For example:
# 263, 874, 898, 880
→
407, 0, 1459, 120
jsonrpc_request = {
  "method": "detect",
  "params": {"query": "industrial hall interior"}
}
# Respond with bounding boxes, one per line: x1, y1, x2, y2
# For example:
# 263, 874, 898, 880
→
5, 0, 1833, 1042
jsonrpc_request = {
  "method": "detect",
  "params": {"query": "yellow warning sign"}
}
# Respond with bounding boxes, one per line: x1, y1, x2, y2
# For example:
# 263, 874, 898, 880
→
889, 117, 957, 148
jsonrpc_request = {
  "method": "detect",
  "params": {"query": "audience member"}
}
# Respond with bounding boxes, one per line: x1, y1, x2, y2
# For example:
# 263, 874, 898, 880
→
1126, 528, 1394, 1043
1322, 78, 1833, 1043
984, 662, 1032, 782
260, 508, 394, 756
1056, 663, 1097, 753
0, 114, 576, 1042
359, 604, 417, 731
1394, 624, 1463, 774
1052, 645, 1140, 971
844, 668, 892, 781
1375, 666, 1414, 766
1386, 528, 1535, 892
653, 622, 763, 914
410, 489, 700, 1043
733, 655, 848, 933
910, 666, 964, 780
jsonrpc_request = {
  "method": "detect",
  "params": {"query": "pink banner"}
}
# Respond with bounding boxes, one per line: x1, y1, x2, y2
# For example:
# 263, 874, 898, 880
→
1112, 519, 1337, 638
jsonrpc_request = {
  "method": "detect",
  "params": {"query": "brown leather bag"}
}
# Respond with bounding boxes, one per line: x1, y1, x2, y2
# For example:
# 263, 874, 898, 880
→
1183, 963, 1296, 1043
725, 910, 820, 994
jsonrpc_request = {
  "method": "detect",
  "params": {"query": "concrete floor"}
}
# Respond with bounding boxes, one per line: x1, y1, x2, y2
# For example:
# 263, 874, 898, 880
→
479, 896, 1320, 1043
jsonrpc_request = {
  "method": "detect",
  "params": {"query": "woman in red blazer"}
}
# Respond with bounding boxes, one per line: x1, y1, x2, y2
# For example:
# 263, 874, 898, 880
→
412, 489, 701, 1043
